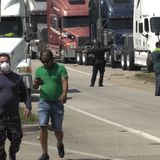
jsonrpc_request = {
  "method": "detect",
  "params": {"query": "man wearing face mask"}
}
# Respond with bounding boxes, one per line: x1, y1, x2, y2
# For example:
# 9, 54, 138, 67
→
0, 53, 32, 160
33, 50, 68, 160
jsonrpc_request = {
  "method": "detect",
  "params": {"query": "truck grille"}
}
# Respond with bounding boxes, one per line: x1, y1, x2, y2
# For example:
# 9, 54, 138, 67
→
78, 37, 89, 47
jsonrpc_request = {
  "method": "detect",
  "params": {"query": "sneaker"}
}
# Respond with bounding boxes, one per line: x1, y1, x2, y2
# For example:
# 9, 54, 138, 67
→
99, 84, 103, 87
90, 84, 94, 87
57, 143, 65, 158
9, 154, 16, 160
38, 153, 49, 160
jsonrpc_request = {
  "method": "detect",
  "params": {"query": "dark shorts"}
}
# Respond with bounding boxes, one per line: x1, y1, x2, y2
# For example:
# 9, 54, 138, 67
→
38, 100, 64, 130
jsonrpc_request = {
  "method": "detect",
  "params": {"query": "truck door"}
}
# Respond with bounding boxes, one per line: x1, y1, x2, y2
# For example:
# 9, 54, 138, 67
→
140, 18, 149, 64
140, 18, 149, 51
48, 15, 60, 47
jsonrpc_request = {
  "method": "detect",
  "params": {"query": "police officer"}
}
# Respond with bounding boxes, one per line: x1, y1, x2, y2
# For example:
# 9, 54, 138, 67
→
89, 41, 107, 87
151, 41, 160, 96
0, 53, 31, 160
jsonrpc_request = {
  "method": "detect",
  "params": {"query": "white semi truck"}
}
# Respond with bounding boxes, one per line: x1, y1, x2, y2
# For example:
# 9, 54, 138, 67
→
0, 0, 33, 93
121, 0, 160, 71
28, 0, 47, 59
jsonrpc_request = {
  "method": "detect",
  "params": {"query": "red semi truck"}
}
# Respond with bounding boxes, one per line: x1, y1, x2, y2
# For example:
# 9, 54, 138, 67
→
47, 0, 89, 63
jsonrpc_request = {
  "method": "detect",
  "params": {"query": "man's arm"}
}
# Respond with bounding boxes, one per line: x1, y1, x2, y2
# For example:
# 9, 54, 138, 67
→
58, 76, 68, 104
19, 76, 32, 117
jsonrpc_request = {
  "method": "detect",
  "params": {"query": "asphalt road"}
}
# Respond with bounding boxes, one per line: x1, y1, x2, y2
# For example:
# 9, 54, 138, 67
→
13, 60, 160, 160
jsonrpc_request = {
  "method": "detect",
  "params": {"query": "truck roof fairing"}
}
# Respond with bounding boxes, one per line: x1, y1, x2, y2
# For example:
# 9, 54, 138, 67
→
53, 0, 88, 16
1, 0, 25, 17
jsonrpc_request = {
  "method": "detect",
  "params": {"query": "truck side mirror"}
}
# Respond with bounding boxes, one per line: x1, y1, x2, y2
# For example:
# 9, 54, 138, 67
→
24, 27, 32, 42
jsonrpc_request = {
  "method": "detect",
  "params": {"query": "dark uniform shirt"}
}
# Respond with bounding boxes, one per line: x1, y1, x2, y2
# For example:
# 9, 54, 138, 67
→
89, 47, 107, 64
151, 48, 160, 74
0, 71, 31, 116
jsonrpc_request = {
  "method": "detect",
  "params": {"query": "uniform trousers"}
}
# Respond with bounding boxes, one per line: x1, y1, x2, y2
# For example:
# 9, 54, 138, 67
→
0, 114, 23, 160
155, 73, 160, 96
91, 62, 105, 86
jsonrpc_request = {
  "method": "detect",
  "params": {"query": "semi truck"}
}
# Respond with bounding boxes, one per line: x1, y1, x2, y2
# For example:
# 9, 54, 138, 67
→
0, 0, 33, 93
81, 0, 133, 67
121, 0, 160, 71
46, 0, 89, 63
29, 0, 47, 59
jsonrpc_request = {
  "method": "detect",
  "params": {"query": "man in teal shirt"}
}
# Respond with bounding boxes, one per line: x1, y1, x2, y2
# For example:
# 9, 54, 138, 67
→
33, 50, 68, 160
151, 41, 160, 96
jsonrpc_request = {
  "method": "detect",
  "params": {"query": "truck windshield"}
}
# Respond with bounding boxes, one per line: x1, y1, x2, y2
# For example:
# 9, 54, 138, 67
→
105, 18, 132, 29
150, 17, 160, 33
31, 15, 46, 25
0, 17, 23, 37
111, 0, 131, 4
63, 16, 89, 28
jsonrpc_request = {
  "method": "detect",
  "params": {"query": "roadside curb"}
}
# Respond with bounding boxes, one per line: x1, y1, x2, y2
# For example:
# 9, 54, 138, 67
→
22, 123, 39, 132
22, 123, 53, 132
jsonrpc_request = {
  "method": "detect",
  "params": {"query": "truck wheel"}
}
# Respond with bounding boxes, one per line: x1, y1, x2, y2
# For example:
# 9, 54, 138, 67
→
76, 52, 82, 65
111, 49, 117, 68
126, 52, 134, 71
60, 49, 67, 63
82, 52, 88, 65
121, 54, 127, 70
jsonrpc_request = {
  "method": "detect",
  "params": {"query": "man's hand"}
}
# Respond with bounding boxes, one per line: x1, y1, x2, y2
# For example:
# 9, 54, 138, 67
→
58, 92, 67, 104
32, 78, 43, 89
24, 108, 31, 118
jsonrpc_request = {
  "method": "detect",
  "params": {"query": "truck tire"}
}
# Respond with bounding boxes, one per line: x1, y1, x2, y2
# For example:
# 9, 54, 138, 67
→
121, 53, 127, 70
82, 52, 88, 65
76, 52, 82, 65
60, 49, 67, 63
111, 49, 117, 68
126, 52, 134, 71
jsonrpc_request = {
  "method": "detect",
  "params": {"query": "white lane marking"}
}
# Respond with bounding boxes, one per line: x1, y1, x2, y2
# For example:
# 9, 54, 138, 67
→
66, 104, 160, 143
22, 141, 106, 159
66, 66, 91, 76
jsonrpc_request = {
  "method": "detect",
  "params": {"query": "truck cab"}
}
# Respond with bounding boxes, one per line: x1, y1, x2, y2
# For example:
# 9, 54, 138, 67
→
121, 0, 160, 72
88, 0, 133, 68
0, 0, 32, 93
133, 0, 160, 69
47, 0, 89, 63
29, 0, 47, 59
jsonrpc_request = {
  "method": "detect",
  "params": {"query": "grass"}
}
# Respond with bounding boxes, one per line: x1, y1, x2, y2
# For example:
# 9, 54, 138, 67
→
19, 107, 38, 124
134, 72, 155, 83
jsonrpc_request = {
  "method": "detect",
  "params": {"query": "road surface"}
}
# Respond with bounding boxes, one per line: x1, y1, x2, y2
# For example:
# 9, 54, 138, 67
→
14, 61, 160, 160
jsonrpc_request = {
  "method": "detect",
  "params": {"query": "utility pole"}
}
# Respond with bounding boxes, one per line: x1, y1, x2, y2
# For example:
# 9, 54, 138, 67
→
0, 0, 1, 21
97, 0, 102, 42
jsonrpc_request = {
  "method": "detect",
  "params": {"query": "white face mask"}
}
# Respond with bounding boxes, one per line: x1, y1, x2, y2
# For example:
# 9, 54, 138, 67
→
0, 62, 10, 72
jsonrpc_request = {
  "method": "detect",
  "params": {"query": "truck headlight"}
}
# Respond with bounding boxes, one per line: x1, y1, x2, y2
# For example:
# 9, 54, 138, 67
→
16, 67, 32, 74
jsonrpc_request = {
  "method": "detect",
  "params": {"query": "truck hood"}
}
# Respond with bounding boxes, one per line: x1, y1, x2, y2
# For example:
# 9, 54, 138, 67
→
64, 27, 89, 38
2, 0, 25, 16
0, 38, 24, 54
0, 38, 26, 70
